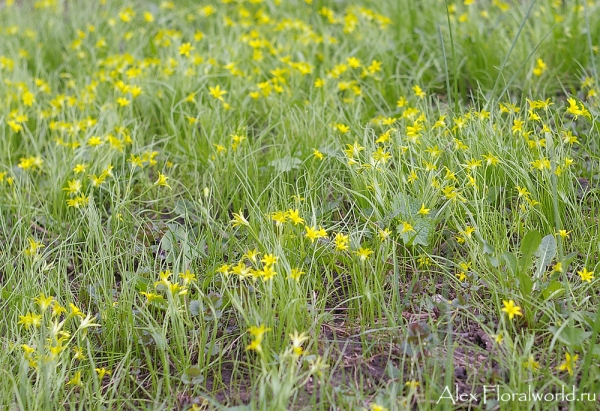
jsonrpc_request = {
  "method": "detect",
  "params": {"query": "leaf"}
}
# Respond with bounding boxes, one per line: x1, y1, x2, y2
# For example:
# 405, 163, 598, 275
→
541, 280, 564, 300
189, 300, 202, 317
181, 366, 205, 385
502, 252, 518, 275
134, 275, 150, 292
207, 292, 223, 308
479, 238, 495, 255
534, 234, 557, 279
387, 192, 421, 222
519, 230, 541, 274
548, 326, 591, 351
517, 271, 533, 296
269, 156, 302, 173
385, 361, 401, 379
487, 255, 499, 267
174, 199, 201, 222
205, 343, 220, 357
559, 252, 578, 272
398, 217, 432, 247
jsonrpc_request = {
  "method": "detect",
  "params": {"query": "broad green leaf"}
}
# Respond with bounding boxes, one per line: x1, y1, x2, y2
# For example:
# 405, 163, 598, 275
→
182, 366, 205, 385
386, 361, 401, 379
269, 156, 302, 173
517, 271, 533, 296
387, 192, 421, 222
487, 255, 499, 267
541, 280, 564, 300
398, 217, 432, 247
519, 230, 541, 274
502, 252, 518, 274
189, 300, 202, 317
548, 326, 591, 351
134, 275, 150, 292
534, 234, 557, 279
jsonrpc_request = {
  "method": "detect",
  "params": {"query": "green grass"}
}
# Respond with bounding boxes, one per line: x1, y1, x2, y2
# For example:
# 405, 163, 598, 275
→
1, 0, 600, 410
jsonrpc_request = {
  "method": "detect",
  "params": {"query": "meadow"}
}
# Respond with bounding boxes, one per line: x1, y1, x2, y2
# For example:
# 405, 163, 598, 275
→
1, 0, 599, 410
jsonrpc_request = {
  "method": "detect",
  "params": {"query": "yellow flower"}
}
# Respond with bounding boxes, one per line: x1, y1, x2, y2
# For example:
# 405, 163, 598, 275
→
246, 324, 271, 352
231, 211, 250, 228
34, 293, 54, 311
179, 42, 194, 57
216, 264, 231, 276
73, 163, 87, 174
7, 120, 23, 133
209, 85, 227, 100
355, 246, 373, 261
95, 367, 111, 380
232, 262, 251, 278
73, 345, 85, 361
271, 210, 287, 225
24, 237, 44, 256
246, 339, 263, 353
289, 330, 309, 356
336, 123, 350, 133
316, 226, 327, 238
244, 249, 260, 263
557, 352, 578, 376
482, 153, 500, 166
261, 254, 278, 266
312, 148, 324, 160
501, 300, 523, 320
412, 84, 425, 98
378, 228, 391, 241
128, 154, 144, 169
577, 267, 594, 283
67, 371, 82, 387
248, 324, 271, 341
286, 209, 304, 225
260, 265, 277, 281
167, 282, 188, 295
405, 380, 420, 390
63, 179, 82, 195
516, 186, 530, 198
52, 303, 67, 317
21, 344, 35, 357
68, 303, 86, 318
140, 291, 164, 303
18, 312, 42, 329
524, 356, 540, 371
88, 136, 103, 147
460, 225, 476, 238
66, 194, 90, 208
417, 204, 430, 215
289, 268, 305, 282
399, 221, 415, 234
116, 97, 130, 107
533, 58, 547, 76
531, 158, 551, 171
334, 233, 349, 251
304, 225, 319, 242
154, 172, 171, 189
179, 270, 196, 285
